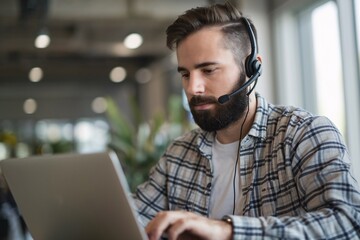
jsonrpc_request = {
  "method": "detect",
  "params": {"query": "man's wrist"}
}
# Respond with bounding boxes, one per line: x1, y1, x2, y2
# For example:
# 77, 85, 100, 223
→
221, 215, 233, 240
222, 215, 233, 224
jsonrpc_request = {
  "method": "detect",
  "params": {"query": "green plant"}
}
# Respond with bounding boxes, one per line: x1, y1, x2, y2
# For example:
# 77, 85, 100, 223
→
106, 95, 192, 192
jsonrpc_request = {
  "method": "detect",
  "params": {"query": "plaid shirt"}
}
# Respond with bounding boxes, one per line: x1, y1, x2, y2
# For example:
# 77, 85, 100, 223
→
134, 93, 360, 239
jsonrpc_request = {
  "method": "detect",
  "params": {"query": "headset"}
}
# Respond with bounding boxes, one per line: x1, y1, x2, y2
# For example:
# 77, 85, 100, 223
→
217, 17, 263, 104
217, 17, 263, 215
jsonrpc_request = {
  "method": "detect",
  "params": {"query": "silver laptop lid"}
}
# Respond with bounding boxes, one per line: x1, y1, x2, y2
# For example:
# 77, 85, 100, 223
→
0, 151, 147, 240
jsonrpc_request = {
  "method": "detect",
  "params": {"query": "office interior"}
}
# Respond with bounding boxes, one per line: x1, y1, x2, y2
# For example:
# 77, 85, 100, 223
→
0, 0, 359, 238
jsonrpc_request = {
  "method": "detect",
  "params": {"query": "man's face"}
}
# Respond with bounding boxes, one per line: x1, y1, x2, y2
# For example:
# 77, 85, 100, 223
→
176, 27, 248, 131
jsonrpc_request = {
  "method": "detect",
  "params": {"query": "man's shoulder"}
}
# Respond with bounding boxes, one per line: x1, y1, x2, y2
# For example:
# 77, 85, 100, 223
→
267, 103, 315, 124
256, 93, 315, 127
265, 102, 338, 138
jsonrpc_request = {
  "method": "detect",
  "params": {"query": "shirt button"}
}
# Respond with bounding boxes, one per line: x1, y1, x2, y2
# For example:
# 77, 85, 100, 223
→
206, 182, 212, 189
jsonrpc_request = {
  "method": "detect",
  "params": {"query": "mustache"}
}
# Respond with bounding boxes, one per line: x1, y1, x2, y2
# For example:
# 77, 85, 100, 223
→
189, 95, 218, 107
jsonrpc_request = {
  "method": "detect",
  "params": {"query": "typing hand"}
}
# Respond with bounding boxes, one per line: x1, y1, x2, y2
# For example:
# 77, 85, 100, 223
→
146, 211, 232, 240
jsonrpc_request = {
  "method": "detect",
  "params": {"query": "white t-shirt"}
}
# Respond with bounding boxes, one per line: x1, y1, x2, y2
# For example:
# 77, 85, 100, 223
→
209, 137, 242, 219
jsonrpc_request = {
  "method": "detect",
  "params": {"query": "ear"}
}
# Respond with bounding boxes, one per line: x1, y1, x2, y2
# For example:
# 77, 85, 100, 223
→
257, 55, 262, 63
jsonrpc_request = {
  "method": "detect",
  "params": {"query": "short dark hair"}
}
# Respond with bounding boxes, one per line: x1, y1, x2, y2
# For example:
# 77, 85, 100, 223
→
166, 2, 258, 67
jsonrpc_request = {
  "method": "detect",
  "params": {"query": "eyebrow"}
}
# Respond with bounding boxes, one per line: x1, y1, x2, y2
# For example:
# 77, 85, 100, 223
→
177, 62, 219, 72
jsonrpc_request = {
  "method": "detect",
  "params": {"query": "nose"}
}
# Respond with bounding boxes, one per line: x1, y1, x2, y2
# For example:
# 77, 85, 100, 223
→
185, 73, 205, 96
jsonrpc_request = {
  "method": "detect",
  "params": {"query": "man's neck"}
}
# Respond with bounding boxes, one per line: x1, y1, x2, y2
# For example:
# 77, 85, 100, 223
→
215, 93, 257, 144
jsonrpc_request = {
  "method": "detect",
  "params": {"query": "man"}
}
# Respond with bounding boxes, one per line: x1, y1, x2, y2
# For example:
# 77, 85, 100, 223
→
134, 2, 360, 239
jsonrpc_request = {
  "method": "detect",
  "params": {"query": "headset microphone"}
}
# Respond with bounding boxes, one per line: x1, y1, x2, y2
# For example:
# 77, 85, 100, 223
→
218, 65, 262, 104
217, 17, 262, 104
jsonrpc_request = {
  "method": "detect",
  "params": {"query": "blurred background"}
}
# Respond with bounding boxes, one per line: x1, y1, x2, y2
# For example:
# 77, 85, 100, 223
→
0, 0, 359, 238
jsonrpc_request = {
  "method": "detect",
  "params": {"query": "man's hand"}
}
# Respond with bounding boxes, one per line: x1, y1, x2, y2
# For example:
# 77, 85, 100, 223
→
146, 211, 232, 240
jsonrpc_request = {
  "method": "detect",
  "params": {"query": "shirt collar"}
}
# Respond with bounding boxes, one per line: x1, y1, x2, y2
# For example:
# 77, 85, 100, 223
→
248, 93, 269, 141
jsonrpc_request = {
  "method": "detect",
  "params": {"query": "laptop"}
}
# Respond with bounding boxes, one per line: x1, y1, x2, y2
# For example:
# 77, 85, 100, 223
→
0, 151, 148, 240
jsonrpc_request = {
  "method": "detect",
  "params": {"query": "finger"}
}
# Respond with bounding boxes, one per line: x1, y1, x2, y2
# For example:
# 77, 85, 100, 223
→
167, 217, 207, 240
168, 215, 231, 240
146, 212, 168, 240
146, 211, 178, 240
167, 217, 189, 240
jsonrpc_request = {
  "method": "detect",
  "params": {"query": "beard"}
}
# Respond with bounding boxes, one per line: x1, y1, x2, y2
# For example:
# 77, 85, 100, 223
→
189, 72, 248, 132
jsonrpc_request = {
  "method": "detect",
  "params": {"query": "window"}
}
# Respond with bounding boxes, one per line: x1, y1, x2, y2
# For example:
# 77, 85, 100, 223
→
273, 0, 360, 182
311, 1, 346, 134
0, 118, 109, 160
355, 0, 360, 70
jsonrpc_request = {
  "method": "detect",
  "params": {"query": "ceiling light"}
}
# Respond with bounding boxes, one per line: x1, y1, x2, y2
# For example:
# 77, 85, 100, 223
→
23, 98, 37, 114
110, 66, 127, 83
35, 31, 51, 49
135, 68, 152, 84
91, 97, 108, 114
124, 33, 143, 49
29, 67, 43, 82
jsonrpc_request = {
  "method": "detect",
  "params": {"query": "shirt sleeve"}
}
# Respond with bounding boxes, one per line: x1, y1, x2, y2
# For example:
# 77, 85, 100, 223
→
224, 116, 360, 239
132, 154, 169, 227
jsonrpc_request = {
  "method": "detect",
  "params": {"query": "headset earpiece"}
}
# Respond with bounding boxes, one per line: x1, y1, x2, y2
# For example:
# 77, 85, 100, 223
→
243, 17, 259, 78
245, 56, 259, 78
251, 58, 261, 76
